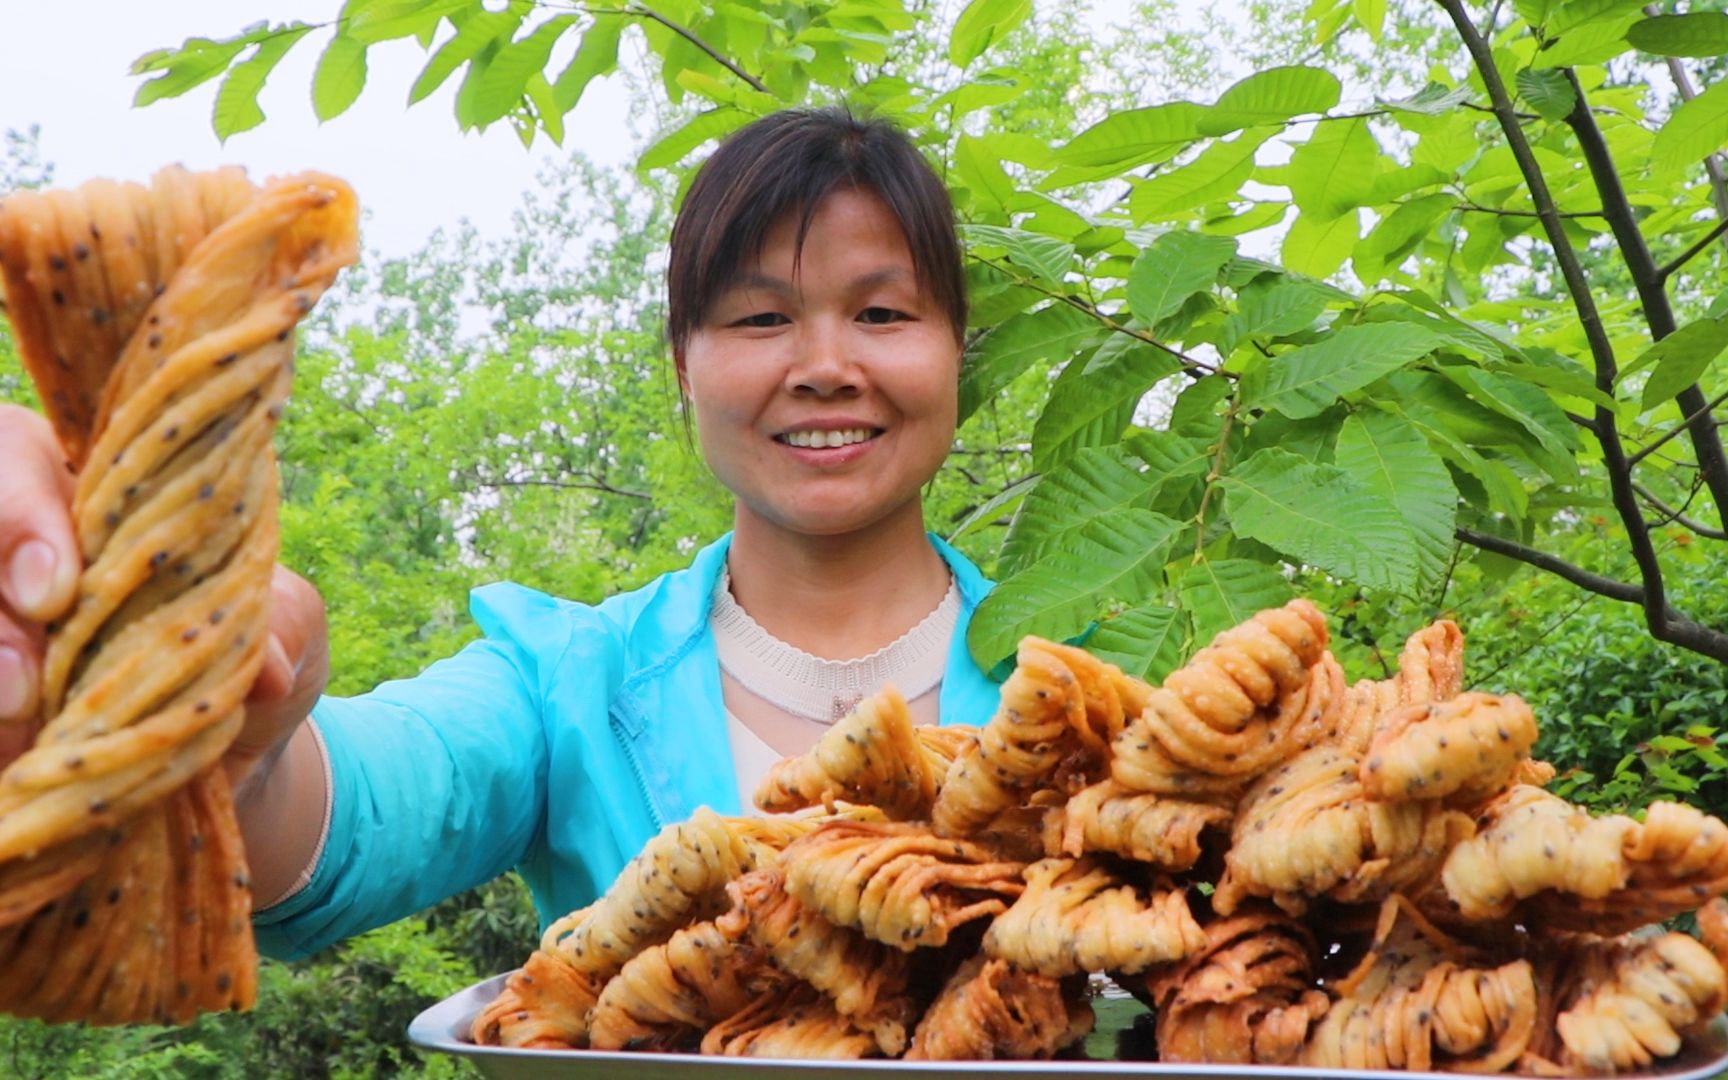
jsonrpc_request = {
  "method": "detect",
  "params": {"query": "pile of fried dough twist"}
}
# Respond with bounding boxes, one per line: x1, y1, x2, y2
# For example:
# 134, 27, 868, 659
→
477, 601, 1728, 1072
0, 168, 357, 1023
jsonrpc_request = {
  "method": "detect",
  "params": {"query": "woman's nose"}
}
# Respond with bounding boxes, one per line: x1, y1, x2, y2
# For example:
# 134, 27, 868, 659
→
787, 322, 862, 397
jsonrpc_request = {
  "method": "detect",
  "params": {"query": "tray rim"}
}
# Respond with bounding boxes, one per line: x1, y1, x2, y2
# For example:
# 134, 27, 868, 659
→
408, 972, 1728, 1080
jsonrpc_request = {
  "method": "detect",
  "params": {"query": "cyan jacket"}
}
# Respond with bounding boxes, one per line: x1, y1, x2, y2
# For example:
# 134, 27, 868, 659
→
254, 532, 1000, 960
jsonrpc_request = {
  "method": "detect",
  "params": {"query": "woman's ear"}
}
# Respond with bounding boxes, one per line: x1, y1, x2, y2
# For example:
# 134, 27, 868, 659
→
674, 349, 691, 397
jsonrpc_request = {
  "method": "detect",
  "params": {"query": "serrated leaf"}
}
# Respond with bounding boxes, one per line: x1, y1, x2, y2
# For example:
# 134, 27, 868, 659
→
954, 137, 1018, 216
1204, 201, 1290, 236
133, 33, 263, 107
1000, 446, 1161, 574
948, 473, 1037, 546
949, 0, 1032, 67
1200, 66, 1341, 136
1032, 335, 1181, 470
1516, 67, 1576, 120
1548, 0, 1646, 36
524, 71, 562, 144
1087, 605, 1189, 683
1178, 559, 1294, 644
1281, 207, 1359, 279
1222, 277, 1330, 354
1627, 13, 1728, 57
1436, 366, 1580, 478
1383, 82, 1473, 115
1125, 429, 1213, 513
1635, 319, 1728, 412
1654, 79, 1728, 175
1130, 131, 1270, 223
959, 304, 1100, 424
553, 15, 623, 111
347, 0, 469, 43
1286, 117, 1380, 220
1532, 14, 1640, 66
638, 108, 751, 171
460, 14, 576, 128
1054, 102, 1207, 171
1335, 411, 1458, 588
212, 25, 313, 139
1126, 232, 1237, 326
1220, 448, 1416, 591
961, 224, 1075, 285
968, 508, 1182, 672
1168, 376, 1233, 443
1353, 193, 1454, 286
408, 0, 528, 105
1243, 323, 1444, 418
313, 33, 369, 121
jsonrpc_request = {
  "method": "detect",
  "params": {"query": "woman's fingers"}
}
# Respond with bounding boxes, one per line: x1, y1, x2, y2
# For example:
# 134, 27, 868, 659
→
0, 404, 78, 623
234, 566, 330, 765
0, 610, 42, 725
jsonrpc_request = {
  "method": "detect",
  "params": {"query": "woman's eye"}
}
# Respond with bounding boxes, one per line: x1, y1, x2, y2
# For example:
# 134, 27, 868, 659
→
858, 307, 906, 325
735, 312, 789, 328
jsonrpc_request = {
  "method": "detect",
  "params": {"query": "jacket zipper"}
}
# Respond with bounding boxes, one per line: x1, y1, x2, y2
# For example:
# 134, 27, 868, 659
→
610, 710, 664, 831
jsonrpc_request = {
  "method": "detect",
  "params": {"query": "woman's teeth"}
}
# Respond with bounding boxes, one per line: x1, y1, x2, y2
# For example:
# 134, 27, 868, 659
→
781, 428, 875, 449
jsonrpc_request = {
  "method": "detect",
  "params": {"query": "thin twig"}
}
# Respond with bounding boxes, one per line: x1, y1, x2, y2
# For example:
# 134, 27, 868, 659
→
618, 3, 768, 93
1634, 480, 1728, 540
1628, 387, 1728, 467
1192, 398, 1239, 562
1456, 201, 1604, 219
464, 474, 653, 500
1656, 219, 1728, 284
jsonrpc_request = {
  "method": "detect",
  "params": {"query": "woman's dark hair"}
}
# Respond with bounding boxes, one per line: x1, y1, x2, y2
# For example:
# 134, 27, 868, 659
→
666, 107, 968, 357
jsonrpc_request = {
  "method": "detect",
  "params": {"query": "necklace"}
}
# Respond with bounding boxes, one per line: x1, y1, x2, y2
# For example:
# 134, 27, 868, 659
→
710, 565, 958, 724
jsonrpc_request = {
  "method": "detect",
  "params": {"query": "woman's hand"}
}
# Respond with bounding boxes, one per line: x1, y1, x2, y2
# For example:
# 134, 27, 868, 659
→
0, 402, 330, 786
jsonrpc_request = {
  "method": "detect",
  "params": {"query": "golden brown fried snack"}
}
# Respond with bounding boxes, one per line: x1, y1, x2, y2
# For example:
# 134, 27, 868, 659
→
1361, 692, 1538, 805
0, 167, 356, 1025
904, 955, 1092, 1060
586, 919, 784, 1052
753, 689, 966, 819
933, 638, 1144, 836
1111, 599, 1329, 797
719, 868, 917, 1055
1133, 903, 1330, 1065
983, 857, 1205, 976
470, 944, 606, 1050
699, 982, 879, 1059
780, 819, 1024, 950
1331, 619, 1465, 753
1300, 897, 1537, 1073
1215, 745, 1472, 916
1043, 778, 1232, 870
1525, 930, 1728, 1075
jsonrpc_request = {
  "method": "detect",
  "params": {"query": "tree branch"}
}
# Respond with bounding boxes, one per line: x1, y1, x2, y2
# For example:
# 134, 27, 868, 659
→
1629, 387, 1728, 467
1436, 0, 1677, 644
1656, 218, 1728, 285
1456, 201, 1603, 219
1634, 480, 1728, 540
1560, 67, 1728, 516
1649, 6, 1728, 258
1455, 527, 1728, 661
464, 473, 653, 500
618, 3, 768, 94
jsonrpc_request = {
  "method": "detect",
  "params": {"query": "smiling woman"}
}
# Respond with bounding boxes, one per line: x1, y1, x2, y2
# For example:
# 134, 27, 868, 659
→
0, 106, 1008, 966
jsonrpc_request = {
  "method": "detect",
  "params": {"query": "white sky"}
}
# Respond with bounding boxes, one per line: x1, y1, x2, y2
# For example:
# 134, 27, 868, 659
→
0, 1, 639, 257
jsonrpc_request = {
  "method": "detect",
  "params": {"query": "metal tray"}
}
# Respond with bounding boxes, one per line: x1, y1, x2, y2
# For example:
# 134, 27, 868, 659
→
409, 973, 1728, 1080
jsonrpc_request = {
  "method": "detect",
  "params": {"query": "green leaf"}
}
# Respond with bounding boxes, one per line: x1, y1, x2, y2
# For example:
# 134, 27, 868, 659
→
133, 31, 268, 107
948, 474, 1038, 546
1222, 277, 1330, 355
1531, 15, 1640, 66
470, 14, 578, 128
553, 16, 623, 111
408, 0, 528, 105
522, 72, 562, 144
1654, 79, 1728, 175
968, 508, 1182, 672
1334, 411, 1458, 588
1243, 322, 1444, 418
1280, 207, 1359, 278
212, 25, 313, 139
1353, 0, 1386, 40
949, 0, 1032, 68
1168, 375, 1233, 442
953, 137, 1018, 215
1126, 231, 1237, 326
961, 224, 1075, 285
1032, 336, 1181, 470
1353, 193, 1454, 286
638, 108, 751, 172
1627, 14, 1728, 57
313, 33, 369, 121
1548, 0, 1647, 36
958, 304, 1100, 424
1199, 66, 1341, 136
1516, 68, 1576, 120
347, 0, 469, 43
1054, 102, 1207, 171
1635, 319, 1728, 412
1087, 605, 1189, 683
1178, 559, 1293, 645
1286, 116, 1380, 220
1220, 449, 1416, 591
1000, 446, 1162, 574
1436, 366, 1580, 478
1514, 0, 1553, 26
1383, 81, 1473, 115
1130, 131, 1271, 223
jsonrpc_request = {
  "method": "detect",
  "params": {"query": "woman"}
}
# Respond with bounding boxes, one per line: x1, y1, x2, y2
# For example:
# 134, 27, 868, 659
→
0, 108, 1003, 960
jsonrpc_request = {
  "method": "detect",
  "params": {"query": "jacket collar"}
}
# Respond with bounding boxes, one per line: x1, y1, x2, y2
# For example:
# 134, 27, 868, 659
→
610, 530, 1001, 824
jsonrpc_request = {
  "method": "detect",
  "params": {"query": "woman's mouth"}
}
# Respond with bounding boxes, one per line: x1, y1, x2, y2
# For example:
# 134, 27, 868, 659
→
775, 427, 880, 449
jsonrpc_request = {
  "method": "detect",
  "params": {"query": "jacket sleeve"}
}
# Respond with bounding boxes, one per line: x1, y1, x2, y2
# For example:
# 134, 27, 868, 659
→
252, 583, 562, 961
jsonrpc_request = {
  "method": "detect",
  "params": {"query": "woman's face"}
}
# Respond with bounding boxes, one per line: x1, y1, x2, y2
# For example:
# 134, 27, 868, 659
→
679, 187, 961, 540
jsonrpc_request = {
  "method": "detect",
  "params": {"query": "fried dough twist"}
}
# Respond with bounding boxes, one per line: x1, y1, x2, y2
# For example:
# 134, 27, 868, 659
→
903, 955, 1093, 1060
0, 167, 356, 1024
586, 919, 783, 1052
1042, 779, 1232, 870
983, 857, 1205, 976
1361, 692, 1538, 805
699, 982, 879, 1059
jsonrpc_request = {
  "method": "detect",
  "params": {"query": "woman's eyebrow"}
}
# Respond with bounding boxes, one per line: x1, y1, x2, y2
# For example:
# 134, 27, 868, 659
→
731, 266, 913, 297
